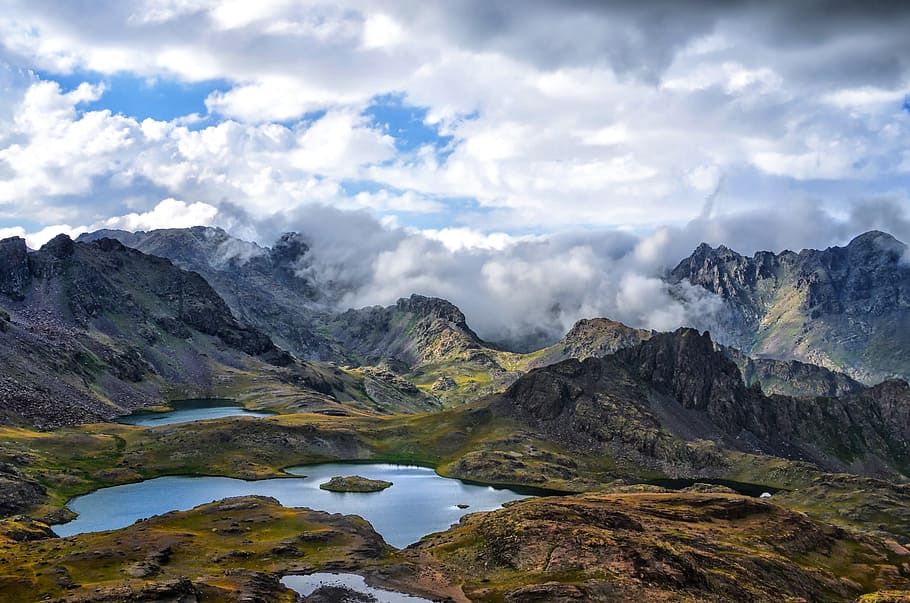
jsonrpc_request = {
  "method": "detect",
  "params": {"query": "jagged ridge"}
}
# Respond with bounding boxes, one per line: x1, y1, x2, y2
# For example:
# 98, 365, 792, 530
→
671, 230, 910, 383
496, 328, 910, 478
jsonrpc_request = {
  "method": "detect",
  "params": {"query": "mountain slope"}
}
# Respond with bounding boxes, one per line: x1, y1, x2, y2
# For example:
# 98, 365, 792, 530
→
0, 235, 421, 427
670, 230, 910, 383
526, 317, 654, 369
77, 229, 525, 404
494, 328, 910, 478
77, 227, 339, 361
723, 346, 865, 398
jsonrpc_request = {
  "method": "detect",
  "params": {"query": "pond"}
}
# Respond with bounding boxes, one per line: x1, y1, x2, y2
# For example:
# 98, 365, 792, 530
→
117, 399, 273, 426
281, 573, 432, 602
53, 463, 534, 547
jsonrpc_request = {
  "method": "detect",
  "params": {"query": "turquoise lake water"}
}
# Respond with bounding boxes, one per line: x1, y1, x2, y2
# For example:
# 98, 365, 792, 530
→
53, 463, 531, 547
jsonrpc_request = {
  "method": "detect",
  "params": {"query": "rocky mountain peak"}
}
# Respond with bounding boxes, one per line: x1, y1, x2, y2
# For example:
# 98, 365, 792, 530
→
40, 233, 75, 259
671, 230, 910, 383
269, 232, 309, 277
395, 294, 469, 327
614, 328, 748, 413
847, 229, 901, 248
844, 229, 906, 266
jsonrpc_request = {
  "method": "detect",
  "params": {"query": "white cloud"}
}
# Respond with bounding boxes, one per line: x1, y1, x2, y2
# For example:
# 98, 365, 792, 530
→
0, 226, 25, 240
95, 198, 219, 231
346, 190, 443, 214
821, 86, 907, 109
421, 227, 528, 252
0, 1, 907, 243
23, 224, 87, 249
362, 13, 403, 50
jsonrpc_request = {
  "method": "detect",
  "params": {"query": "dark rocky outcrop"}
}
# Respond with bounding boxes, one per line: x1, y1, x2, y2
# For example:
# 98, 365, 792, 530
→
0, 237, 30, 300
0, 464, 46, 516
495, 328, 910, 478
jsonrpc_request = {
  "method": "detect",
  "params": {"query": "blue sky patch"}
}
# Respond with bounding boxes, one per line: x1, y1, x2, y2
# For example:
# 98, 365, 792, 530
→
363, 93, 453, 155
37, 70, 228, 123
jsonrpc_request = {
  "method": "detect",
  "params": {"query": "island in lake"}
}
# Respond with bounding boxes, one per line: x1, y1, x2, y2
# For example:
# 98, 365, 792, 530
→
319, 475, 393, 493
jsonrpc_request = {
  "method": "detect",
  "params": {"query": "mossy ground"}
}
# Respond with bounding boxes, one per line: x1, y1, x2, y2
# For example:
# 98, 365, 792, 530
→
3, 398, 910, 602
411, 492, 910, 602
0, 495, 419, 602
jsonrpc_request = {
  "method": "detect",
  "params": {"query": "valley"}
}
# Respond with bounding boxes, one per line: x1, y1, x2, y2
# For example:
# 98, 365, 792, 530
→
1, 229, 909, 601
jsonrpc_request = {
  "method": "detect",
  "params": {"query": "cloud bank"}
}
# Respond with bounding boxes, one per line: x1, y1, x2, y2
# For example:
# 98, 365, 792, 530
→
0, 0, 908, 237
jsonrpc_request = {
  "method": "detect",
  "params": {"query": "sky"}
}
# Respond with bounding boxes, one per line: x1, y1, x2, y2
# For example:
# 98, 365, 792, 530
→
0, 1, 909, 343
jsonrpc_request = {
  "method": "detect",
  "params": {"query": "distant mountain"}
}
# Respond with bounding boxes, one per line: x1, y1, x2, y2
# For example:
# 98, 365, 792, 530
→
73, 226, 902, 408
328, 294, 485, 367
0, 234, 294, 426
723, 346, 865, 398
670, 230, 910, 384
494, 328, 909, 479
0, 234, 440, 427
78, 228, 528, 405
77, 227, 339, 361
522, 316, 858, 399
526, 318, 654, 369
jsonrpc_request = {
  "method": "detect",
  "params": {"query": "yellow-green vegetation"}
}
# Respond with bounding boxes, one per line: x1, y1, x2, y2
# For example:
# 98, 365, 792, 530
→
773, 474, 910, 542
319, 475, 392, 492
410, 491, 910, 602
0, 495, 455, 602
858, 592, 910, 602
0, 400, 856, 518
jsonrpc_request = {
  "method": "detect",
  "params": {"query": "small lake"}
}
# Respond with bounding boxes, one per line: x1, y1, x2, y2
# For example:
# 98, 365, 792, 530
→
117, 399, 273, 426
281, 573, 432, 602
646, 478, 781, 497
54, 463, 532, 547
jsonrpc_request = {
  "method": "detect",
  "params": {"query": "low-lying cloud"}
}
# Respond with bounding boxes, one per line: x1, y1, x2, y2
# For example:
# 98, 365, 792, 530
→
9, 195, 910, 348
208, 196, 910, 348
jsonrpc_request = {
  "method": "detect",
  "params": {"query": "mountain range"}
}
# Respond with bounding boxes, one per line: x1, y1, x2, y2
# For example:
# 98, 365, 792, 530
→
2, 227, 910, 601
0, 227, 904, 432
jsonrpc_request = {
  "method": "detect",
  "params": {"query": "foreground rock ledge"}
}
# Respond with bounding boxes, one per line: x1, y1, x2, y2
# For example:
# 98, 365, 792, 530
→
407, 491, 910, 602
0, 496, 458, 602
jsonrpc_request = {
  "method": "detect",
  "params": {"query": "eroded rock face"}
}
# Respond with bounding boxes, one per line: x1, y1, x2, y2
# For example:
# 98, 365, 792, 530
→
0, 464, 45, 516
671, 231, 910, 383
0, 235, 295, 428
78, 227, 334, 360
0, 237, 30, 301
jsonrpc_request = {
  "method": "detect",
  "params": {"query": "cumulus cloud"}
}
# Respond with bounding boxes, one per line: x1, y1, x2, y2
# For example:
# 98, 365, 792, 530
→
0, 1, 908, 235
0, 0, 909, 343
95, 198, 219, 231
